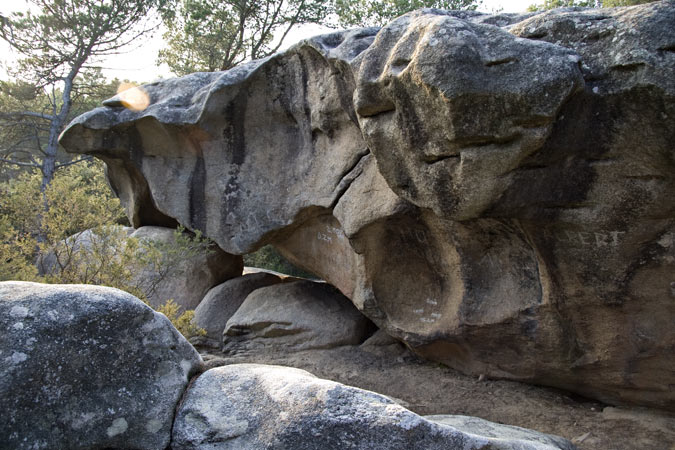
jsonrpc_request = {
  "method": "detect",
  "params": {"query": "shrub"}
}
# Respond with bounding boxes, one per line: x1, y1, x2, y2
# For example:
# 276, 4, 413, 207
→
0, 161, 208, 338
244, 245, 316, 279
155, 299, 207, 339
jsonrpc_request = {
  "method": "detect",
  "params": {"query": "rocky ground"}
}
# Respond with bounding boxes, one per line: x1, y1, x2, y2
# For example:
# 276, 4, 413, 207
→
198, 341, 675, 450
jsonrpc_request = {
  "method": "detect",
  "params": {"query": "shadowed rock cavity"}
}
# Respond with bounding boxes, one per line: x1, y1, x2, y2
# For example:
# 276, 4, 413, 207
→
60, 4, 675, 411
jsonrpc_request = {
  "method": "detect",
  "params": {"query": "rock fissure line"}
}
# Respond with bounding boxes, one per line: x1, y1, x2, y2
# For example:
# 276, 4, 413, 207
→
329, 148, 372, 210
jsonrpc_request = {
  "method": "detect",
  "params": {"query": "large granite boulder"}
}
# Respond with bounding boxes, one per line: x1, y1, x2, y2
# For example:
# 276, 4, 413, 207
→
171, 364, 575, 450
60, 3, 675, 410
193, 272, 283, 347
222, 280, 375, 354
348, 4, 675, 411
0, 282, 203, 450
59, 28, 378, 255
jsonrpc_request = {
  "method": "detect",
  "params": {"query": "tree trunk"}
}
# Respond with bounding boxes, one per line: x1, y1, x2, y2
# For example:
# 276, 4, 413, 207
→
40, 75, 74, 193
35, 75, 76, 244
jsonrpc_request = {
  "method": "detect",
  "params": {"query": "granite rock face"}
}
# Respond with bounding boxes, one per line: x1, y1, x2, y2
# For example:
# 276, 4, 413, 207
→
0, 282, 203, 450
60, 28, 378, 255
171, 364, 576, 450
60, 3, 675, 410
222, 280, 375, 354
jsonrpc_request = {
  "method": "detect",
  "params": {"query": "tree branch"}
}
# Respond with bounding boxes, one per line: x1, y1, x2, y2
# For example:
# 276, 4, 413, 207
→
0, 157, 40, 168
0, 111, 56, 121
55, 156, 93, 168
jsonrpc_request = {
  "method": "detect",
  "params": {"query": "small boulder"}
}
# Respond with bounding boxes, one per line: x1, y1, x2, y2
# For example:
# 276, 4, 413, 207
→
193, 272, 283, 347
172, 364, 576, 450
0, 282, 203, 450
223, 280, 374, 355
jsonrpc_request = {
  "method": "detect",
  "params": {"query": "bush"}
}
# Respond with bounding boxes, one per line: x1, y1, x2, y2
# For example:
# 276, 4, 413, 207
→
155, 299, 207, 339
244, 244, 316, 279
0, 161, 207, 338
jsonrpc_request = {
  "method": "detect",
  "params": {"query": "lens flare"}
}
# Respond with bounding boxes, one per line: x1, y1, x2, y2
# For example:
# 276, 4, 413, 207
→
116, 82, 150, 111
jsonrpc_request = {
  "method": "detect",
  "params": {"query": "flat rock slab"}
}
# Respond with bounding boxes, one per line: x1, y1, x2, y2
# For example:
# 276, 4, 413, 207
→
172, 363, 576, 450
0, 282, 203, 450
222, 280, 375, 354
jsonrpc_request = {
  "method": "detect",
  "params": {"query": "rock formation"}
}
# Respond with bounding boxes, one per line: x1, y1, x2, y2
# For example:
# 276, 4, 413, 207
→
0, 282, 576, 449
222, 280, 375, 354
193, 272, 283, 346
172, 364, 575, 450
60, 2, 675, 410
0, 282, 202, 450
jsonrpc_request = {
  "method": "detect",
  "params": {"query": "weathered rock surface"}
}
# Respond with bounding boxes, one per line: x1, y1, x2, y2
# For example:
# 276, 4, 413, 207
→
172, 363, 575, 450
60, 28, 378, 255
60, 3, 675, 410
130, 226, 243, 310
193, 272, 282, 347
222, 280, 375, 354
0, 282, 202, 450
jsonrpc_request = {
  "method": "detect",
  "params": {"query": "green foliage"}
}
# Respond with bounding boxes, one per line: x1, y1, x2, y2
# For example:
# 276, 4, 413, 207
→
158, 0, 330, 75
527, 0, 595, 11
0, 0, 161, 190
334, 0, 482, 28
1, 0, 161, 86
0, 75, 135, 183
0, 161, 210, 338
155, 299, 206, 339
0, 215, 38, 282
244, 245, 316, 279
130, 227, 214, 301
40, 225, 147, 299
600, 0, 657, 6
0, 161, 126, 280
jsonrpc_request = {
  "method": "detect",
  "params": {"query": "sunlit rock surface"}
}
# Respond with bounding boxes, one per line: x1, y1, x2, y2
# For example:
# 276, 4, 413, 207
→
171, 364, 576, 450
60, 2, 675, 410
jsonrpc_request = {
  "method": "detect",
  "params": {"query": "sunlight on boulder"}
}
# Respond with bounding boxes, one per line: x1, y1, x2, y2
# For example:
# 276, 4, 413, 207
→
117, 82, 150, 111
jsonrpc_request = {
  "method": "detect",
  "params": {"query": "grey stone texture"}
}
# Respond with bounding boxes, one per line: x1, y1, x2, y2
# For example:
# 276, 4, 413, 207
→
193, 272, 283, 346
0, 282, 203, 450
222, 280, 375, 354
171, 364, 575, 450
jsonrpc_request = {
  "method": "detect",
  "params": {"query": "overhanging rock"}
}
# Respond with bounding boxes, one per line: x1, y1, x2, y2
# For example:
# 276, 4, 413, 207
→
60, 3, 675, 411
